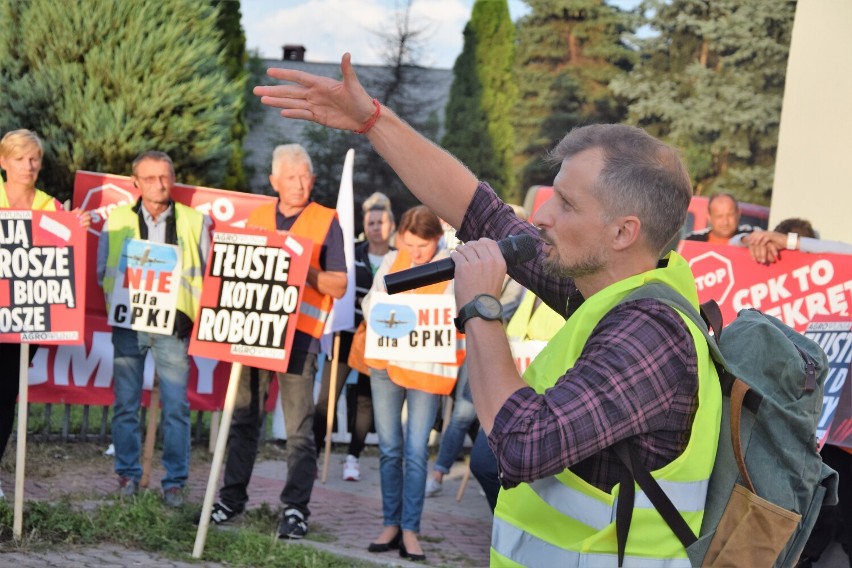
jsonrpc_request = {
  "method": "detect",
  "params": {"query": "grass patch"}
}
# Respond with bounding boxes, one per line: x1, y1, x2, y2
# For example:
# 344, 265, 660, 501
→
0, 494, 375, 567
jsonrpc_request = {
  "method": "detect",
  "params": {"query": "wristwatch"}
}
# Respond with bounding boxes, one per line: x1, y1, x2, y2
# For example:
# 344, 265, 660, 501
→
454, 294, 503, 332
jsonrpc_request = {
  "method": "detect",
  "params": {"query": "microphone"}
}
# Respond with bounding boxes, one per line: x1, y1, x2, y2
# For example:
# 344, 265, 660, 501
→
384, 234, 538, 295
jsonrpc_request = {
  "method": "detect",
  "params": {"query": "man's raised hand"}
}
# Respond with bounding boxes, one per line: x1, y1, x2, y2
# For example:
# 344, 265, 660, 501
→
253, 53, 376, 133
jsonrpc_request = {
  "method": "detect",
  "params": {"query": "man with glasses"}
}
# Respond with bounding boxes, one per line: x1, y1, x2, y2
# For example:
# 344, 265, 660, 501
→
97, 151, 212, 507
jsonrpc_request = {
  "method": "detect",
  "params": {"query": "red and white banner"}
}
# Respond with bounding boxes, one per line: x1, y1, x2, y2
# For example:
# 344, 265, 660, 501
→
189, 228, 312, 373
0, 210, 87, 345
27, 171, 277, 410
679, 242, 852, 332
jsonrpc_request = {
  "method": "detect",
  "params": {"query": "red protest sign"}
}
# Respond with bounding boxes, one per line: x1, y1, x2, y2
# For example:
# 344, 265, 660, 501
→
188, 228, 313, 373
0, 210, 87, 345
679, 242, 852, 332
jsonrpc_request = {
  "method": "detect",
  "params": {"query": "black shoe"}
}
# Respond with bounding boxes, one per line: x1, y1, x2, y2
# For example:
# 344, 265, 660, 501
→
277, 508, 308, 540
368, 530, 401, 553
400, 540, 426, 562
211, 502, 241, 524
194, 501, 242, 525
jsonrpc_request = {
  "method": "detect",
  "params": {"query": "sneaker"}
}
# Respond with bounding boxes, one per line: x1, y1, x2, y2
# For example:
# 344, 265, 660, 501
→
163, 487, 185, 508
425, 476, 442, 497
117, 476, 139, 498
342, 455, 360, 481
209, 501, 241, 524
277, 508, 308, 540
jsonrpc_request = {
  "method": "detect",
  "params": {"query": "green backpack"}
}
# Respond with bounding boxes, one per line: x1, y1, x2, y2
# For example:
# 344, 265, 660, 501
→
614, 282, 839, 567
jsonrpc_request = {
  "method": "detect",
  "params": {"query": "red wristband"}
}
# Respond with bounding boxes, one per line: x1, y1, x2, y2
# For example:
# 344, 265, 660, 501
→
355, 98, 381, 134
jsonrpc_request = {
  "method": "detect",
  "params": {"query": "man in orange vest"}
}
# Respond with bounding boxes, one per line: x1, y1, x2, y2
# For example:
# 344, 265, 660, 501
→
203, 144, 347, 540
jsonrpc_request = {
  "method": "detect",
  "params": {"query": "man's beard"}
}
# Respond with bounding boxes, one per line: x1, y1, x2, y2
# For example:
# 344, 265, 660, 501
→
539, 228, 606, 279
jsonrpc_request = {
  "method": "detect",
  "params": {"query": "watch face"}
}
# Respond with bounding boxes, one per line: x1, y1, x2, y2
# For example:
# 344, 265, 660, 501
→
475, 295, 503, 318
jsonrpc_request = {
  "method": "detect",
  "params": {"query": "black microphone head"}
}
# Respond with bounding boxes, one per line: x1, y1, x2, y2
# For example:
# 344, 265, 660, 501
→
498, 234, 538, 266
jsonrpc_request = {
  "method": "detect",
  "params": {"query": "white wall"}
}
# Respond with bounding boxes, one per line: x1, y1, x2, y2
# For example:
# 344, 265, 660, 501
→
771, 1, 852, 241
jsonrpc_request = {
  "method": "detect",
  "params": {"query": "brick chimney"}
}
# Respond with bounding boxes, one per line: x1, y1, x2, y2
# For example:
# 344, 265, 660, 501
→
282, 45, 306, 61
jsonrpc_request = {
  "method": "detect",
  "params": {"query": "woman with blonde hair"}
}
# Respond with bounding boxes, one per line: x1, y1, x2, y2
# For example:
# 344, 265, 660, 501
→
0, 129, 90, 499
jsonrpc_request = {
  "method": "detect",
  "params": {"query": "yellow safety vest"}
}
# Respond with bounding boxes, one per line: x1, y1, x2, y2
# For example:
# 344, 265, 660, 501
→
493, 252, 721, 567
0, 185, 60, 211
102, 202, 205, 320
505, 292, 565, 342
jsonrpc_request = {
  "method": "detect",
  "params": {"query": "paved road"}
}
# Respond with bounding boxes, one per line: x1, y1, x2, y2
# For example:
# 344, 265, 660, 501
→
1, 451, 491, 567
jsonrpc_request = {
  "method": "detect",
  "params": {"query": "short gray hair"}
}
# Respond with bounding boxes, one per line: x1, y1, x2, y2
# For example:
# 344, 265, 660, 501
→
548, 124, 692, 255
132, 151, 174, 177
271, 144, 313, 176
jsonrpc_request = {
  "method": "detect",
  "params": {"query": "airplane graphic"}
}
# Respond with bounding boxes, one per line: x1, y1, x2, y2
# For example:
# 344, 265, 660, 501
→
123, 246, 167, 267
376, 310, 408, 329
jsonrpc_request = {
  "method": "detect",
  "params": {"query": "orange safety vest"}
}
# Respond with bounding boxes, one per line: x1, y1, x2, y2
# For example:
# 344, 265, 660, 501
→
367, 248, 465, 395
247, 201, 337, 339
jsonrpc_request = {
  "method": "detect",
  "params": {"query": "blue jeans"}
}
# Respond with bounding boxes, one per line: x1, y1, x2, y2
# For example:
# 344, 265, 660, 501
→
434, 364, 477, 474
470, 430, 499, 513
370, 368, 439, 533
111, 327, 191, 490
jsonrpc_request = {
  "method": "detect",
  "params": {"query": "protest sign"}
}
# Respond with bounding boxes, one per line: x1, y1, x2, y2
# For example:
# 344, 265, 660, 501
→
365, 292, 458, 363
106, 239, 180, 334
679, 242, 852, 332
826, 372, 852, 450
804, 317, 852, 449
509, 339, 548, 375
189, 228, 312, 372
0, 210, 86, 344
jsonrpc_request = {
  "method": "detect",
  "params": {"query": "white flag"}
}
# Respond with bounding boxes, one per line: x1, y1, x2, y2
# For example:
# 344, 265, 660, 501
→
321, 148, 356, 354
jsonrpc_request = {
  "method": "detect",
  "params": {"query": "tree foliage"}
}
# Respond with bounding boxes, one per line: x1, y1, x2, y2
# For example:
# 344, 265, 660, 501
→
0, 0, 242, 201
611, 0, 795, 204
442, 0, 518, 202
212, 0, 249, 192
514, 0, 637, 195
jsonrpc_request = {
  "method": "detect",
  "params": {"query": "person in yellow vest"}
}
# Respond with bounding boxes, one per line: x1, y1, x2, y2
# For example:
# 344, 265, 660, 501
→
255, 59, 723, 566
204, 144, 347, 540
97, 151, 211, 508
0, 128, 90, 501
363, 206, 464, 562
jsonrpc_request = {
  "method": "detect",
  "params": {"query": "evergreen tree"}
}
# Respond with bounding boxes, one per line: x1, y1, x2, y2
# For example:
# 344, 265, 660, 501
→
442, 0, 518, 202
212, 0, 249, 191
0, 0, 242, 201
514, 0, 636, 196
611, 0, 795, 204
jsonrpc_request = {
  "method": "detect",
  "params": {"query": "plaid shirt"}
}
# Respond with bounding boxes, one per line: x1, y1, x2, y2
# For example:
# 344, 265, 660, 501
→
457, 183, 699, 492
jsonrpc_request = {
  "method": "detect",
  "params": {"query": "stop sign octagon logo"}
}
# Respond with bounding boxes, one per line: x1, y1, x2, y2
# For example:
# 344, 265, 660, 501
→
689, 251, 735, 304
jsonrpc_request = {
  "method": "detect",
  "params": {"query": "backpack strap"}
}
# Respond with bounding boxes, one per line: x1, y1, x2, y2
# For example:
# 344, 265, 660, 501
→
622, 284, 763, 414
613, 441, 697, 566
613, 282, 763, 562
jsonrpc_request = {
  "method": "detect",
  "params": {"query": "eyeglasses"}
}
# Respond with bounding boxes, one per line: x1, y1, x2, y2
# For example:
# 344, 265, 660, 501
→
136, 175, 173, 185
